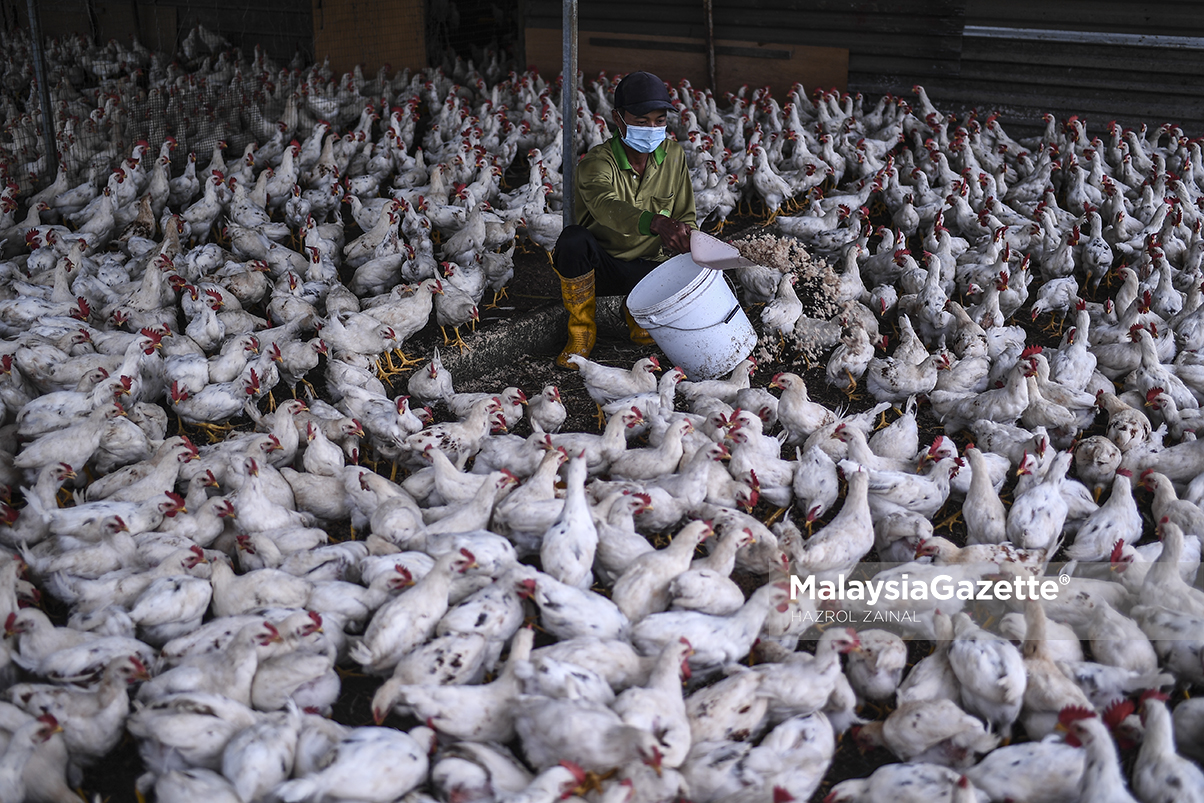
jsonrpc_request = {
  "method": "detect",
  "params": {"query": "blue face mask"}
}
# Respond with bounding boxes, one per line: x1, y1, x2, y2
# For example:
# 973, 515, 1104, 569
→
621, 123, 667, 154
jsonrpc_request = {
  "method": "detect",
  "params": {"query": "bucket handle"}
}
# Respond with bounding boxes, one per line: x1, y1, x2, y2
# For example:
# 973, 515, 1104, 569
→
648, 303, 743, 331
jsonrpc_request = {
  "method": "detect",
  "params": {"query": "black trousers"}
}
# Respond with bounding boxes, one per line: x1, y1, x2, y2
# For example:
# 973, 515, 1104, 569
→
553, 225, 659, 297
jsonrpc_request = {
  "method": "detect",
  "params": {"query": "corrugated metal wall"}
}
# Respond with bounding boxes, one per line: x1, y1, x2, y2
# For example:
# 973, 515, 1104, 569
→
965, 0, 1204, 36
930, 0, 1204, 135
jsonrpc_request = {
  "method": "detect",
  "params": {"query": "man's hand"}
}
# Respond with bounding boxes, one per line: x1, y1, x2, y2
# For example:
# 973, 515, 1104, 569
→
650, 214, 691, 254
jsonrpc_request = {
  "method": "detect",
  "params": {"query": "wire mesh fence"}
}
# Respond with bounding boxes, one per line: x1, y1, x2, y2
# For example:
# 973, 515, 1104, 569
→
0, 0, 523, 203
430, 0, 522, 73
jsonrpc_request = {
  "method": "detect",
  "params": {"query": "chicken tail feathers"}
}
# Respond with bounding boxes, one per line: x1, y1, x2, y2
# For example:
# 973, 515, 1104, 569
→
274, 778, 319, 802
348, 638, 376, 670
44, 570, 78, 603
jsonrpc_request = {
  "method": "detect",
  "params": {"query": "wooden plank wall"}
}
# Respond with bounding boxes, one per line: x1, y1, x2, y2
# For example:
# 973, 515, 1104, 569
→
313, 0, 426, 76
713, 0, 965, 86
524, 0, 963, 95
525, 27, 848, 96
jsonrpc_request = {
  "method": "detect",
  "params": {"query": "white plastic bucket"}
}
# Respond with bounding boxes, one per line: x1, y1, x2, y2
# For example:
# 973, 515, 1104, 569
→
627, 253, 757, 380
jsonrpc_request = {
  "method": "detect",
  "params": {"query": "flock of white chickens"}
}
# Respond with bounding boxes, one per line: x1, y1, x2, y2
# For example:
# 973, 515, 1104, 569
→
0, 20, 1202, 803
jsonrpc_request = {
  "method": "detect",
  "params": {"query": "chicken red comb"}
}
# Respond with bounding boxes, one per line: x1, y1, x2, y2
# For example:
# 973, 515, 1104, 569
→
1076, 298, 1087, 310
1139, 689, 1170, 705
1110, 540, 1126, 564
36, 713, 58, 728
1057, 706, 1096, 726
1146, 387, 1164, 402
459, 547, 476, 561
1100, 699, 1135, 733
773, 788, 796, 803
166, 491, 186, 507
1020, 345, 1043, 359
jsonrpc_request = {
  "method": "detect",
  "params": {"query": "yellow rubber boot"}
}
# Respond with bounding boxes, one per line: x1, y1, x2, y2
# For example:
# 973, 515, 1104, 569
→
556, 270, 597, 369
623, 303, 655, 346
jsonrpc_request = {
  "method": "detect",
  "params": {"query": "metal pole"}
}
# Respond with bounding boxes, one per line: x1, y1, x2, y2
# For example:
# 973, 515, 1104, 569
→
703, 0, 716, 93
26, 0, 58, 185
560, 0, 577, 228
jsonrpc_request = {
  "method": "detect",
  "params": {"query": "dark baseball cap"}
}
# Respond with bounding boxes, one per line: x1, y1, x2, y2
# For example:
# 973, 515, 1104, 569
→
613, 71, 675, 116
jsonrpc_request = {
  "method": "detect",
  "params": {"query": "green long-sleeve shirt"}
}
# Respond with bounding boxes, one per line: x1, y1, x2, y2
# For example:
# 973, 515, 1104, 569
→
573, 135, 697, 262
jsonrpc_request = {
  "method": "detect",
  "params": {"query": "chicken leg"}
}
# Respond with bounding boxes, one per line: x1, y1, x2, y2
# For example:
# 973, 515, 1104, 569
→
294, 378, 318, 399
935, 509, 963, 532
374, 355, 401, 383
441, 325, 471, 354
763, 506, 788, 527
485, 287, 510, 309
843, 369, 861, 401
191, 420, 236, 443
